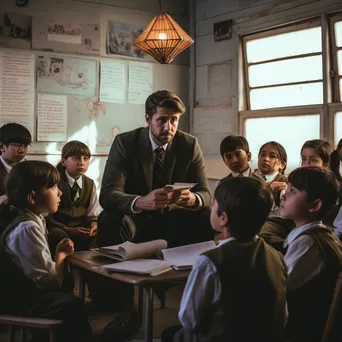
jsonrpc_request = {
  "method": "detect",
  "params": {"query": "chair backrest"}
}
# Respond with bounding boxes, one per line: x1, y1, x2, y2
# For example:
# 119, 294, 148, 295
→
321, 268, 342, 342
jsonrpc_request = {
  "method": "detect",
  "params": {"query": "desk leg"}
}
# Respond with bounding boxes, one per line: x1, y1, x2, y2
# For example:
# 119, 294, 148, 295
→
138, 285, 144, 327
145, 286, 154, 342
79, 272, 86, 303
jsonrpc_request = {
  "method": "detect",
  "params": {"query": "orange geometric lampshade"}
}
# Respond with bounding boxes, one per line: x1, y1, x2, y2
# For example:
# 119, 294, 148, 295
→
133, 12, 194, 64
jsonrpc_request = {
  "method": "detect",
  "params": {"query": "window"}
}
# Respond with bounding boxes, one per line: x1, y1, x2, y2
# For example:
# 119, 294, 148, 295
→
241, 14, 342, 171
245, 115, 320, 170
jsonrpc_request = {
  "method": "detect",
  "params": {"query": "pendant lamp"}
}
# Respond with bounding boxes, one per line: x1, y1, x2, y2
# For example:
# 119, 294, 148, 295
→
133, 2, 194, 64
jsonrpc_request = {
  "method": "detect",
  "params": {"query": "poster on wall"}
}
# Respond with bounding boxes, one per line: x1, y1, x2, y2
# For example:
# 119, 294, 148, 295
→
47, 22, 82, 45
213, 19, 233, 42
106, 20, 146, 58
36, 55, 97, 97
0, 12, 31, 49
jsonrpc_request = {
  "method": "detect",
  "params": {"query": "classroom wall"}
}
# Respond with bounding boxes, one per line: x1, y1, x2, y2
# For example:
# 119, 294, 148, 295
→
194, 0, 342, 181
0, 0, 191, 192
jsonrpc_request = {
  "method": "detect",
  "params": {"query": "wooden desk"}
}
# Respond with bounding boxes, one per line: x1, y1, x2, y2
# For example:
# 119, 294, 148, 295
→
67, 251, 189, 342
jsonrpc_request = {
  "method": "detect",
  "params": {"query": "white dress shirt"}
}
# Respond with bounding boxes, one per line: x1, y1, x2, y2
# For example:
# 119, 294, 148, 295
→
254, 169, 280, 183
0, 156, 12, 173
231, 167, 252, 178
284, 221, 325, 292
65, 171, 102, 217
5, 210, 58, 289
178, 237, 235, 330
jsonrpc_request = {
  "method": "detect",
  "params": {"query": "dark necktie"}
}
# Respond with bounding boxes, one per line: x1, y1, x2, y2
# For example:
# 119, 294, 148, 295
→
70, 181, 79, 203
238, 173, 244, 177
153, 147, 164, 188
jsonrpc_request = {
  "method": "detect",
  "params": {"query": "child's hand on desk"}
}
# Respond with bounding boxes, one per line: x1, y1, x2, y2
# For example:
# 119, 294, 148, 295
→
270, 182, 287, 192
89, 226, 98, 236
56, 238, 74, 258
172, 189, 197, 208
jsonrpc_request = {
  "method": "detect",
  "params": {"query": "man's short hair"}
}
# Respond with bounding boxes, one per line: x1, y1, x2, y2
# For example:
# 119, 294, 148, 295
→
214, 177, 273, 241
288, 166, 339, 219
220, 135, 250, 158
145, 90, 186, 118
0, 123, 32, 146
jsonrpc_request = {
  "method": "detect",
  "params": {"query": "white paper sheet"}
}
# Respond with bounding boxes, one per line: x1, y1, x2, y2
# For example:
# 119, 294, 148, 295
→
100, 60, 126, 103
37, 93, 67, 141
128, 61, 153, 104
0, 51, 34, 135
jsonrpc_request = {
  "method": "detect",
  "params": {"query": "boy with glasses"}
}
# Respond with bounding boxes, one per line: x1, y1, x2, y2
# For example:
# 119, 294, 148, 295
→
0, 123, 32, 196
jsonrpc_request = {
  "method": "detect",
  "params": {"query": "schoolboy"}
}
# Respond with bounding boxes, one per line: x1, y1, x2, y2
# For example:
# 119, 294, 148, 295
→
0, 122, 32, 195
280, 166, 342, 341
162, 177, 287, 342
219, 135, 260, 182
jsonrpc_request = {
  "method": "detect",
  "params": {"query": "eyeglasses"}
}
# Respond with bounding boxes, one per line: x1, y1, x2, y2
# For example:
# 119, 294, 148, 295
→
8, 143, 30, 149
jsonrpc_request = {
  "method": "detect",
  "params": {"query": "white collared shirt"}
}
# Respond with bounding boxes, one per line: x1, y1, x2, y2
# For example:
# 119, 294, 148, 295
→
65, 171, 102, 217
254, 169, 279, 183
5, 209, 58, 289
333, 207, 342, 238
231, 167, 252, 178
178, 237, 235, 330
284, 220, 325, 292
0, 156, 12, 173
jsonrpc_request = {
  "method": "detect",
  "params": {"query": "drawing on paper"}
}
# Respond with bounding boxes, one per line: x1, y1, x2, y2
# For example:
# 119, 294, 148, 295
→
37, 56, 97, 97
48, 23, 82, 45
106, 21, 146, 58
0, 12, 31, 48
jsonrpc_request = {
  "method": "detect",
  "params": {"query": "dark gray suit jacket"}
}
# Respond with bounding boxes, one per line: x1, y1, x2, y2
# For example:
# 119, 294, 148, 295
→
100, 127, 211, 215
0, 159, 8, 196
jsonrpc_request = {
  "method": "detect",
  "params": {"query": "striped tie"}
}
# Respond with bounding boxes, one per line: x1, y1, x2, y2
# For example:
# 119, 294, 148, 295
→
153, 147, 164, 188
70, 181, 79, 203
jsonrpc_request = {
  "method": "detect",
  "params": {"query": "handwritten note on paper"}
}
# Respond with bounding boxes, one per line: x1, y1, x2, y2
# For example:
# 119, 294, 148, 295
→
37, 94, 67, 142
193, 106, 235, 155
128, 61, 153, 104
0, 52, 34, 127
100, 60, 126, 103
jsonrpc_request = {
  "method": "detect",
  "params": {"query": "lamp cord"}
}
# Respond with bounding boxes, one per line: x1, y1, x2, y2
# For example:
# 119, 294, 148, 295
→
159, 0, 162, 12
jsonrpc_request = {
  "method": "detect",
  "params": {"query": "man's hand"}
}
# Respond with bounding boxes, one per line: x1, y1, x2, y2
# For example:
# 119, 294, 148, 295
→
56, 238, 74, 259
134, 188, 174, 211
172, 189, 197, 208
89, 226, 98, 236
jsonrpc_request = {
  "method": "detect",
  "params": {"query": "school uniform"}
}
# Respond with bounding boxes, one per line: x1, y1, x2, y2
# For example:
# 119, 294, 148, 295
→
0, 156, 11, 196
0, 206, 91, 342
47, 169, 102, 250
284, 221, 342, 341
172, 236, 287, 342
334, 206, 342, 238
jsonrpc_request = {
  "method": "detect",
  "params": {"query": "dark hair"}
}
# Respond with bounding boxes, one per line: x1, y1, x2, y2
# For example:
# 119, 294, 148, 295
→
145, 90, 185, 118
214, 177, 273, 241
329, 139, 342, 183
288, 166, 339, 219
0, 123, 32, 146
258, 141, 287, 174
301, 139, 334, 167
220, 135, 250, 158
6, 161, 60, 207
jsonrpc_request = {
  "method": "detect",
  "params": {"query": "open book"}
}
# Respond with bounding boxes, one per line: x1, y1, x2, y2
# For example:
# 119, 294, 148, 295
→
95, 259, 173, 277
162, 240, 216, 270
164, 182, 197, 191
92, 239, 167, 262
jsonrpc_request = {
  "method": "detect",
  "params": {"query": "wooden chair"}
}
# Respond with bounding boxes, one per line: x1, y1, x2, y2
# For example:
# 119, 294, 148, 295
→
321, 269, 342, 342
0, 315, 63, 342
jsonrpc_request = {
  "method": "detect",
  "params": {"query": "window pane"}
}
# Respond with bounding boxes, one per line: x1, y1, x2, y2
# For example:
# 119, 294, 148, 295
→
250, 82, 323, 110
245, 115, 320, 171
335, 112, 342, 145
246, 27, 322, 63
338, 50, 342, 75
249, 55, 322, 87
340, 79, 342, 100
335, 21, 342, 48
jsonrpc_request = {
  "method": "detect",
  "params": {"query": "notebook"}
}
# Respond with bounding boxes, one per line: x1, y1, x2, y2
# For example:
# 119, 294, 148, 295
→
92, 239, 167, 262
161, 240, 216, 270
95, 259, 173, 277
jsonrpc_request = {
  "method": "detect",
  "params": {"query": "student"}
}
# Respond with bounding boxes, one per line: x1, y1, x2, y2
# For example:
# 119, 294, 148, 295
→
162, 177, 287, 342
280, 166, 342, 342
219, 135, 260, 181
254, 141, 287, 206
46, 140, 102, 251
0, 161, 91, 342
300, 139, 333, 168
0, 122, 31, 196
